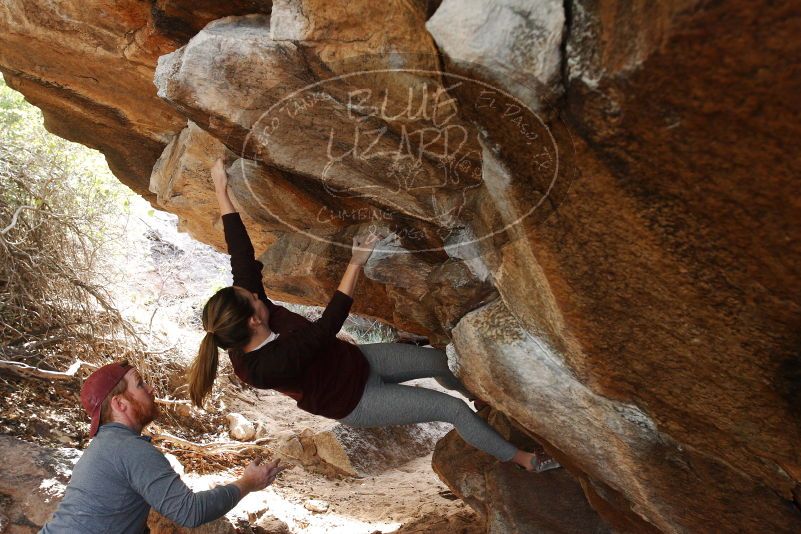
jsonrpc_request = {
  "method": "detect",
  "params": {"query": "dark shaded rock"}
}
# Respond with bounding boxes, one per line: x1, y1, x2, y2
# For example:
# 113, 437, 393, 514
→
432, 419, 610, 534
447, 297, 801, 533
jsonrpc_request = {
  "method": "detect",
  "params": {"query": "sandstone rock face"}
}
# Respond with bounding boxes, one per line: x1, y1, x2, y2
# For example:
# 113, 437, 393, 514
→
151, 11, 496, 341
2, 1, 800, 533
152, 14, 473, 240
443, 298, 801, 532
150, 122, 274, 251
0, 436, 78, 533
0, 0, 272, 195
393, 509, 484, 534
270, 0, 436, 67
560, 8, 801, 505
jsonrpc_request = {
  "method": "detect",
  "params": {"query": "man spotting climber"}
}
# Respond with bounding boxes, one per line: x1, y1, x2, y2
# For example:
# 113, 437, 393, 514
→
41, 360, 285, 533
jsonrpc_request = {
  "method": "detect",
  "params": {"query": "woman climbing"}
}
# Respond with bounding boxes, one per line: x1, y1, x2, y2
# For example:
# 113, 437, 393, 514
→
188, 158, 560, 473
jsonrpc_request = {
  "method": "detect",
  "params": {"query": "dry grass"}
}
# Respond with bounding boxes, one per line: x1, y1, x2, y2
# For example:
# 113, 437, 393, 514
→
0, 138, 141, 364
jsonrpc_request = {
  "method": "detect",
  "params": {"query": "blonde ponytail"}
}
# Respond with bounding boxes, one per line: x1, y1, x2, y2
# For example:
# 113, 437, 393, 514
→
189, 333, 219, 407
188, 286, 254, 407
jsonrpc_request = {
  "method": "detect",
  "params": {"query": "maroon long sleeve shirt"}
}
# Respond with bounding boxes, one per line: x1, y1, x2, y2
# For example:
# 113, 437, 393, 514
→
222, 212, 370, 419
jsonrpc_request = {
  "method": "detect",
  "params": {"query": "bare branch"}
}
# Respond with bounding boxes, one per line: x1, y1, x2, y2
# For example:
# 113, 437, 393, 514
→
0, 205, 35, 235
0, 358, 91, 381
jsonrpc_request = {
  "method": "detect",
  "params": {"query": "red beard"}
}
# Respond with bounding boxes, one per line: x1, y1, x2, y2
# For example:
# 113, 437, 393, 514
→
124, 392, 159, 428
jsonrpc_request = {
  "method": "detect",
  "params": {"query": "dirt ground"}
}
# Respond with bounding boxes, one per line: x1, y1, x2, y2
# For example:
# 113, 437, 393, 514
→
196, 376, 481, 533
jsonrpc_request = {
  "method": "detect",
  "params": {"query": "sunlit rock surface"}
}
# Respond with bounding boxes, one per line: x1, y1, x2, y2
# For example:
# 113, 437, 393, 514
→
272, 419, 449, 478
427, 0, 565, 111
1, 0, 800, 532
0, 436, 76, 533
150, 121, 275, 251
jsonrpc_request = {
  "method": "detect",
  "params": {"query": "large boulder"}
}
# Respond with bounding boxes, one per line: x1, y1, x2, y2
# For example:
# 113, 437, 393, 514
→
427, 0, 565, 111
324, 419, 451, 476
393, 509, 483, 534
151, 11, 497, 341
444, 298, 801, 532
274, 417, 451, 478
150, 121, 275, 251
1, 1, 800, 532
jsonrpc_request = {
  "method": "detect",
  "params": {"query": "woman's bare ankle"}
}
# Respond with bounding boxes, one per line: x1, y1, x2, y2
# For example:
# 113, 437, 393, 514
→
512, 450, 535, 470
510, 449, 562, 473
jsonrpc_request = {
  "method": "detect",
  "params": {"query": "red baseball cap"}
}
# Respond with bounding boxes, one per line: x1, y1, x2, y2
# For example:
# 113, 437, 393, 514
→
80, 361, 132, 437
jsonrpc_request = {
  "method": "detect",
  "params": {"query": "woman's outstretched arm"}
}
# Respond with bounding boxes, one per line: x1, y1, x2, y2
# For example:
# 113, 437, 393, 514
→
213, 158, 237, 216
309, 235, 377, 340
212, 159, 272, 306
337, 233, 379, 297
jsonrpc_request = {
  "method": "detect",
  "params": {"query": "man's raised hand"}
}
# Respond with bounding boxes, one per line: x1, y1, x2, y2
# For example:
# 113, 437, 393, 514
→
236, 458, 287, 496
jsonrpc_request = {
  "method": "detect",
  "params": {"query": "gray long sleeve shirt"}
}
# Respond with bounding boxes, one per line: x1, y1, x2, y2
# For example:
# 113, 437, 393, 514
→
40, 423, 241, 534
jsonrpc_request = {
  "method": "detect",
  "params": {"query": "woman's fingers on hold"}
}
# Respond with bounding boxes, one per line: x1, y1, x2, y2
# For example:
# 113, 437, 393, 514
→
355, 233, 379, 245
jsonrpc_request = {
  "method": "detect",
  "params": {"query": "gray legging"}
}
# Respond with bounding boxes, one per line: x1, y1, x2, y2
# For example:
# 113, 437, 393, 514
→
338, 343, 518, 462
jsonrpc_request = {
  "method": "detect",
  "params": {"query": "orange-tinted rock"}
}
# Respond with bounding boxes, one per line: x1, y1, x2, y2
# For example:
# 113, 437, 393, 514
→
447, 297, 801, 533
0, 0, 271, 194
270, 0, 436, 67
150, 122, 275, 251
150, 12, 496, 338
0, 436, 77, 532
153, 14, 481, 247
1, 1, 800, 532
393, 509, 483, 534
